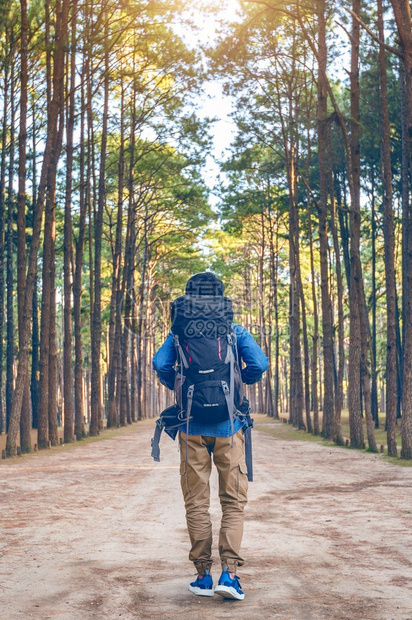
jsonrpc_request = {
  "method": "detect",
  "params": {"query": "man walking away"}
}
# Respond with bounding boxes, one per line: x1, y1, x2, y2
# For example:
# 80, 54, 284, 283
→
153, 272, 268, 600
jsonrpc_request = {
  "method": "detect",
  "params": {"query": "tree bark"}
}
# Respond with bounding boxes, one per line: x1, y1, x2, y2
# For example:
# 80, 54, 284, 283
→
63, 0, 77, 444
6, 0, 69, 457
0, 47, 9, 434
39, 98, 64, 449
130, 283, 138, 423
30, 94, 39, 431
287, 69, 304, 429
120, 205, 135, 426
48, 226, 59, 446
317, 0, 335, 440
327, 129, 344, 446
125, 87, 137, 422
90, 14, 109, 436
268, 197, 279, 419
18, 0, 32, 453
308, 201, 320, 435
377, 0, 398, 456
370, 169, 379, 428
107, 76, 124, 429
305, 122, 320, 435
272, 47, 304, 428
299, 270, 312, 433
400, 61, 409, 423
390, 0, 412, 458
348, 0, 365, 449
73, 44, 87, 441
6, 52, 15, 433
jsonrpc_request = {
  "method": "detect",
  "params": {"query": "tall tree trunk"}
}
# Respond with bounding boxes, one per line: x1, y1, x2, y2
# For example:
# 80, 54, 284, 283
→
37, 0, 54, 450
348, 0, 364, 449
258, 211, 270, 415
274, 228, 280, 418
305, 132, 320, 435
107, 77, 124, 429
0, 48, 9, 434
389, 0, 412, 458
130, 283, 137, 423
31, 275, 39, 429
308, 199, 320, 435
299, 272, 312, 433
142, 269, 149, 420
370, 168, 379, 427
18, 0, 32, 453
48, 232, 59, 445
317, 0, 335, 439
400, 60, 409, 423
38, 101, 64, 449
6, 52, 15, 433
136, 217, 149, 421
73, 45, 88, 441
327, 128, 344, 446
120, 203, 136, 425
38, 214, 51, 448
289, 175, 304, 429
86, 2, 94, 364
273, 49, 303, 428
6, 0, 69, 456
377, 0, 398, 457
30, 94, 39, 431
63, 1, 77, 444
268, 197, 279, 418
287, 87, 304, 429
90, 15, 109, 436
41, 57, 65, 449
336, 173, 351, 291
395, 291, 403, 421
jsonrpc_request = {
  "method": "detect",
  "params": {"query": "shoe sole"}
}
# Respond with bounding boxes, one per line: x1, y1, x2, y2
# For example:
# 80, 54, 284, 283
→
188, 585, 214, 597
214, 585, 245, 600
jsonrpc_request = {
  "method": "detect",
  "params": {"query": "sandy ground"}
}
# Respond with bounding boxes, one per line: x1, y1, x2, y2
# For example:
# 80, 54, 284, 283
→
1, 421, 412, 620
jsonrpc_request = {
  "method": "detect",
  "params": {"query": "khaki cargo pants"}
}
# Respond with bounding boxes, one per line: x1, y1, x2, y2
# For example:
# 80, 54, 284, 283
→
179, 429, 248, 575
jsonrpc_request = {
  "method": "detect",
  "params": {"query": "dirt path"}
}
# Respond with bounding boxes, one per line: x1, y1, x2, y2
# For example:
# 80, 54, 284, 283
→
1, 421, 412, 620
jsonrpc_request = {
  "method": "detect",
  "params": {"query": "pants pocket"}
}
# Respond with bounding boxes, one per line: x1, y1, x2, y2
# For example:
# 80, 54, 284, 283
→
237, 463, 248, 502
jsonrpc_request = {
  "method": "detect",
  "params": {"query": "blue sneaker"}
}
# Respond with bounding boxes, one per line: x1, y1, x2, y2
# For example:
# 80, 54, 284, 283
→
188, 570, 214, 597
214, 568, 245, 600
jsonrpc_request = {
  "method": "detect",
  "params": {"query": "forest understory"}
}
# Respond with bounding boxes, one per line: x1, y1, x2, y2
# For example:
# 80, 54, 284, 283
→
1, 419, 412, 620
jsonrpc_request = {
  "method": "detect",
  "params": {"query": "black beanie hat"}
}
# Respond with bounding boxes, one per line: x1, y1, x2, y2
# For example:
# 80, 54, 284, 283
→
185, 272, 225, 296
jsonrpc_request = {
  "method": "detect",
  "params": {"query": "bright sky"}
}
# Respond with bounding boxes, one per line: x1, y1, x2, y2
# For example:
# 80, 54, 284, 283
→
175, 0, 244, 206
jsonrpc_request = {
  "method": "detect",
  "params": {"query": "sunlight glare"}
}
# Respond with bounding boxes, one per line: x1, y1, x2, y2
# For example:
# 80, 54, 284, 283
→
183, 0, 243, 47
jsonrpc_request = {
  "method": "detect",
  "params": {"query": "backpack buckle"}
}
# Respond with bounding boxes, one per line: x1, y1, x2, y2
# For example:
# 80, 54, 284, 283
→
187, 384, 194, 399
221, 381, 229, 394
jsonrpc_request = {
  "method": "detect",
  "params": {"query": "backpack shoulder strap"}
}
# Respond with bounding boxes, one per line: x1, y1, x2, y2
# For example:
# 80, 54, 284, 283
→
232, 329, 240, 364
223, 331, 236, 442
173, 334, 189, 369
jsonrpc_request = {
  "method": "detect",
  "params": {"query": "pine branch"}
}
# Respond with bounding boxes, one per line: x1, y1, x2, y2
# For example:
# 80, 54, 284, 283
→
344, 7, 402, 58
